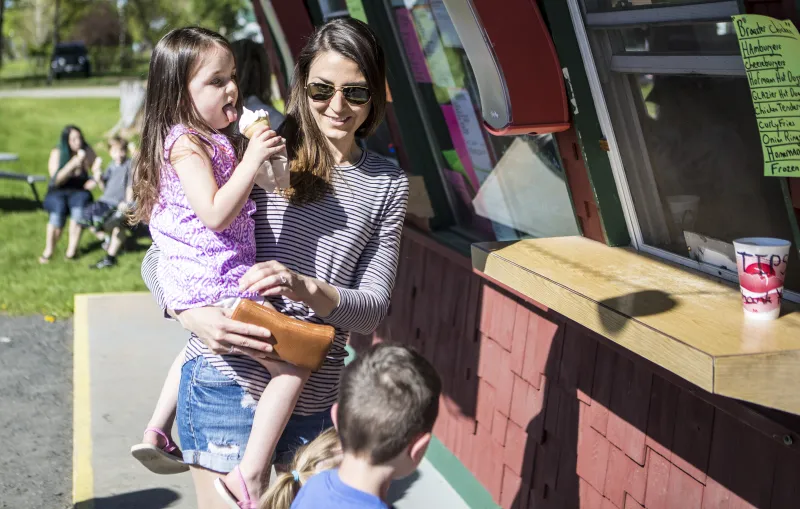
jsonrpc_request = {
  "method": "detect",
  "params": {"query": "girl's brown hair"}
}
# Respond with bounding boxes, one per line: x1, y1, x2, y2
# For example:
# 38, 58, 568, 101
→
131, 26, 244, 224
259, 427, 342, 509
279, 18, 387, 204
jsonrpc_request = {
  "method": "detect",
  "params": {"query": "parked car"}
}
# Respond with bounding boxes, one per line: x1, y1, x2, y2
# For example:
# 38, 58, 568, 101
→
49, 42, 91, 83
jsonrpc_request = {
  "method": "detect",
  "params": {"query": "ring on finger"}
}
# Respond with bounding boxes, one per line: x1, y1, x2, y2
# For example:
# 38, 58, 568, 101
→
280, 274, 288, 285
228, 345, 235, 355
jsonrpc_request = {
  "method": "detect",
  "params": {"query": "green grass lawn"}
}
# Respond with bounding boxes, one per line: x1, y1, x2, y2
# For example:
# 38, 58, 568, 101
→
0, 98, 150, 317
0, 58, 149, 90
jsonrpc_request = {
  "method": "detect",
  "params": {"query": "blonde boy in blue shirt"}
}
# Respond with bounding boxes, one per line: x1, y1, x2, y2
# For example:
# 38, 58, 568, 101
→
290, 343, 441, 509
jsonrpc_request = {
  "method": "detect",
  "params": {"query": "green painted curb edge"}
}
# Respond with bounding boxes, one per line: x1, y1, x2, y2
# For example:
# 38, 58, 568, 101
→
424, 436, 500, 509
345, 345, 498, 508
344, 344, 356, 366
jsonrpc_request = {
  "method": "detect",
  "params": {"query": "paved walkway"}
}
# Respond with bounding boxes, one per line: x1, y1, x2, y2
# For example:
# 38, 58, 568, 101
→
74, 293, 471, 508
0, 314, 72, 508
0, 86, 121, 99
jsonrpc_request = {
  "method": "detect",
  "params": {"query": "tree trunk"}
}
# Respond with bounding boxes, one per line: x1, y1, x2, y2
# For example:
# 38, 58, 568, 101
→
53, 0, 61, 48
0, 0, 5, 68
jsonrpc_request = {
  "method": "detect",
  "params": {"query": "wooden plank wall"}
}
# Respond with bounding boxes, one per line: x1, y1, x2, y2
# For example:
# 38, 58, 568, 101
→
351, 231, 800, 509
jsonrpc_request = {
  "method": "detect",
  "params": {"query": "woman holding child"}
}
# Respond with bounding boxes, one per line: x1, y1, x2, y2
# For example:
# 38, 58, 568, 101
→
138, 18, 408, 509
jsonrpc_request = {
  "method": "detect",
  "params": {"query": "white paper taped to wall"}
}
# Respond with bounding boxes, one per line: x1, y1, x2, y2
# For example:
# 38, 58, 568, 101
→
448, 87, 492, 183
430, 0, 463, 48
413, 6, 457, 88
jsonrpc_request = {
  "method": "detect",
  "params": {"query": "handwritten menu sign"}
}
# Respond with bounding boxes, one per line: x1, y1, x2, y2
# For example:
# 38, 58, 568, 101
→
345, 0, 367, 23
734, 15, 800, 177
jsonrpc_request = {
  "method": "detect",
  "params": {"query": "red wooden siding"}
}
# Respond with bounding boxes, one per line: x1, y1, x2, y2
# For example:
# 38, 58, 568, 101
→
351, 231, 800, 508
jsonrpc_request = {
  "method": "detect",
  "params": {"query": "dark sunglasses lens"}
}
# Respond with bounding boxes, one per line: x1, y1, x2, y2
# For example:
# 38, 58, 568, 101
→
307, 83, 334, 101
343, 87, 371, 105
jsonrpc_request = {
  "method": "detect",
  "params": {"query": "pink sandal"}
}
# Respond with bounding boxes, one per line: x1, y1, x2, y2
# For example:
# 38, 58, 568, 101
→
130, 427, 189, 475
214, 466, 257, 509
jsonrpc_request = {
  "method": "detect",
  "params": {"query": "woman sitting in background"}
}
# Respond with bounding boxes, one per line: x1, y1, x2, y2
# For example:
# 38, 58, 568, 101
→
231, 38, 286, 129
40, 125, 99, 263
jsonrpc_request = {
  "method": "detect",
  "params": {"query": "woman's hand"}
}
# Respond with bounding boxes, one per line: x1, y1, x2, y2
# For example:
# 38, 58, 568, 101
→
238, 261, 309, 302
91, 157, 103, 177
239, 261, 341, 317
175, 306, 276, 359
69, 155, 85, 176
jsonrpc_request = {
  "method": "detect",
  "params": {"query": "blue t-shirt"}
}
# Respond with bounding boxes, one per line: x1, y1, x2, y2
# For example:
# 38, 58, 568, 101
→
291, 470, 390, 509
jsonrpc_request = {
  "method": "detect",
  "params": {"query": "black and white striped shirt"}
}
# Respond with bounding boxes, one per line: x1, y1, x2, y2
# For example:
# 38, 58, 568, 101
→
141, 150, 409, 415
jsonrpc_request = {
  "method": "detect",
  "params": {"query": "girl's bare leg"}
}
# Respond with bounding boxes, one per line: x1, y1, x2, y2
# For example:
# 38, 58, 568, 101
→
142, 349, 184, 450
221, 360, 309, 501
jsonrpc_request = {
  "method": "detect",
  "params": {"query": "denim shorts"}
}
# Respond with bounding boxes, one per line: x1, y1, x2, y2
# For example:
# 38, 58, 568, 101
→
43, 189, 91, 228
177, 356, 334, 473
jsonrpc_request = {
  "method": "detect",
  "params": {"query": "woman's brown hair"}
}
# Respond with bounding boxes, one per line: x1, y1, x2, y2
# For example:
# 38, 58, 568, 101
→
259, 427, 342, 509
279, 18, 387, 204
131, 26, 244, 224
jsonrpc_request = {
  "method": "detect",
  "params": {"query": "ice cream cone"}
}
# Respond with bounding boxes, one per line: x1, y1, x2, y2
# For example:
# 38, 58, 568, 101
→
242, 118, 271, 139
240, 107, 289, 191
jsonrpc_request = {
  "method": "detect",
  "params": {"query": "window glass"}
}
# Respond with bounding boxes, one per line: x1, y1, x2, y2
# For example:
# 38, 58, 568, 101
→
611, 22, 738, 54
388, 0, 580, 241
582, 2, 800, 291
318, 0, 350, 19
584, 0, 713, 13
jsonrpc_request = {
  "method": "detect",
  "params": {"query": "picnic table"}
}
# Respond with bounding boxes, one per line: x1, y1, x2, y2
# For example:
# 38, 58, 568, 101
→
0, 153, 47, 205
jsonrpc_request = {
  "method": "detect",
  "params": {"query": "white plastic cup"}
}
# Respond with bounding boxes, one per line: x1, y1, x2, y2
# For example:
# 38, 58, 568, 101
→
733, 238, 791, 320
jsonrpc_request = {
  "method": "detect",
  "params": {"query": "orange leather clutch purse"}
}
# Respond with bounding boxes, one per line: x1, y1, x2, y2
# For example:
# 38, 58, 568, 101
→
231, 299, 335, 372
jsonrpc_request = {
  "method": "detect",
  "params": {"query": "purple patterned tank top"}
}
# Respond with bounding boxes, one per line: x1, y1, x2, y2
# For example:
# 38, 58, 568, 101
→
149, 124, 259, 310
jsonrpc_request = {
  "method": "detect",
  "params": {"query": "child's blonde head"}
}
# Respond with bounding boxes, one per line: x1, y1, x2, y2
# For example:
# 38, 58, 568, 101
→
259, 427, 342, 509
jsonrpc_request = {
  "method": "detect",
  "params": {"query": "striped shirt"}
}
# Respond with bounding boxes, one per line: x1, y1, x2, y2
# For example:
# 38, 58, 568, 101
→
141, 150, 409, 414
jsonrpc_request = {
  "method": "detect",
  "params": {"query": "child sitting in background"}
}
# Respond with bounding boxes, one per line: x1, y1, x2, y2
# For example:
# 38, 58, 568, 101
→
276, 343, 441, 509
80, 136, 134, 268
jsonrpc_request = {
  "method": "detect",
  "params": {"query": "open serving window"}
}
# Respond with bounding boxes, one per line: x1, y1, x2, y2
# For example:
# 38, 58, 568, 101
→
386, 0, 580, 241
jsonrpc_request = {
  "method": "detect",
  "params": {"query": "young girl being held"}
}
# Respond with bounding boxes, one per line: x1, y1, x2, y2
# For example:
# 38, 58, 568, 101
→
130, 27, 308, 508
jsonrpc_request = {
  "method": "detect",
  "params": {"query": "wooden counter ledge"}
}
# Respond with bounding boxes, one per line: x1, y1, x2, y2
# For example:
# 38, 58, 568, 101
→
471, 236, 800, 415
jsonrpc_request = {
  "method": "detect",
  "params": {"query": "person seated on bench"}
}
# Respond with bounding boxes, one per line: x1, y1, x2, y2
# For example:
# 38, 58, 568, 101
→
81, 136, 134, 269
40, 125, 100, 263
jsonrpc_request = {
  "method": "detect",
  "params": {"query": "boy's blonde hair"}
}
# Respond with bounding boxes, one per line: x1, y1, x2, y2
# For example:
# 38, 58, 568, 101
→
259, 427, 342, 509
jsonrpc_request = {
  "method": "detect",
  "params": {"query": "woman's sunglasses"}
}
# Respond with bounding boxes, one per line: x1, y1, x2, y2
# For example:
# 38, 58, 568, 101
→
305, 82, 372, 106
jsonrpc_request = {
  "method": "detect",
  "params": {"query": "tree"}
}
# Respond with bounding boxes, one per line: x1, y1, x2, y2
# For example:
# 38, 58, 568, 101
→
126, 0, 181, 48
69, 0, 124, 71
189, 0, 245, 36
5, 0, 54, 70
1, 0, 6, 67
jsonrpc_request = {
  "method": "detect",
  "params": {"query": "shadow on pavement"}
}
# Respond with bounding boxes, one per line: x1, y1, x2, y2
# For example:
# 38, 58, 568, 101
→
75, 488, 181, 509
385, 469, 421, 504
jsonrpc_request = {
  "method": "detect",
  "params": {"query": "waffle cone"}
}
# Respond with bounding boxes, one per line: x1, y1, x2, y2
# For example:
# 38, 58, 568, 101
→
242, 118, 271, 139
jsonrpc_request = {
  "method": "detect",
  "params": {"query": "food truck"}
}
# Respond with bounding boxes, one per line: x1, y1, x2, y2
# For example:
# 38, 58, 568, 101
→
252, 1, 800, 507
